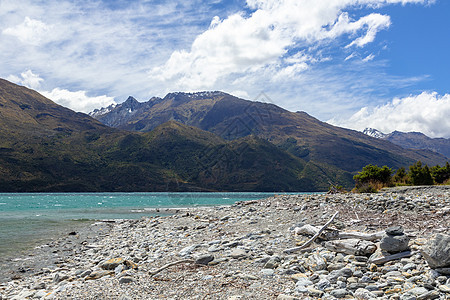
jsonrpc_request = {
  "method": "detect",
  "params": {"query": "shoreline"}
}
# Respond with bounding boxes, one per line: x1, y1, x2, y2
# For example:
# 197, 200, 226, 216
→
1, 187, 449, 299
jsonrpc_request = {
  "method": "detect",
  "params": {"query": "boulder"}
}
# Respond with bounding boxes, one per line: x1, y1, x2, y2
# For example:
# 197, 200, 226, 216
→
421, 234, 450, 269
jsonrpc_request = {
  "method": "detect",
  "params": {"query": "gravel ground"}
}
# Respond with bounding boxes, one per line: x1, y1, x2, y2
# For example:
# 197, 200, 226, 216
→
1, 186, 449, 299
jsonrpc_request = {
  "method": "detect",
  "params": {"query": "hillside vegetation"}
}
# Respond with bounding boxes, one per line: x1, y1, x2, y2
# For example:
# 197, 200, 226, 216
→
0, 79, 352, 192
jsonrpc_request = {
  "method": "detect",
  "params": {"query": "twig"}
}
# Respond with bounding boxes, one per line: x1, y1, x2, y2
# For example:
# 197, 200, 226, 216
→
149, 259, 195, 276
284, 212, 339, 254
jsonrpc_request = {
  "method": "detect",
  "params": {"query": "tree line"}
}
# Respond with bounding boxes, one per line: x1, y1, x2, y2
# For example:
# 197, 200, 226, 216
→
353, 161, 450, 193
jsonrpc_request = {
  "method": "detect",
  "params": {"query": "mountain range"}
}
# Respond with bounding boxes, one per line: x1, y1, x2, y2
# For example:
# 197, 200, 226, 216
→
1, 78, 447, 192
363, 128, 450, 159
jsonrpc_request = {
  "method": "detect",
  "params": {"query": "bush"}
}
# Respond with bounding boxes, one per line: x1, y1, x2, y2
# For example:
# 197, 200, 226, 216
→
354, 164, 392, 185
409, 161, 434, 186
392, 167, 409, 185
353, 164, 393, 192
431, 162, 450, 184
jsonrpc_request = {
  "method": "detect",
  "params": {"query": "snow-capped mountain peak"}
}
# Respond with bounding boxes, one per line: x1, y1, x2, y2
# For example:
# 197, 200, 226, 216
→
363, 128, 387, 139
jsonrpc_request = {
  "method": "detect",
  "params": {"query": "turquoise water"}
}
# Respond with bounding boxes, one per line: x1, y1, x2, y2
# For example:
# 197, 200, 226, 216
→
0, 192, 277, 258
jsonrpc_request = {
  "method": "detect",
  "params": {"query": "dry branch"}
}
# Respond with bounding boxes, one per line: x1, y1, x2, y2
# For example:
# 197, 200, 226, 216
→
149, 259, 195, 276
284, 212, 339, 254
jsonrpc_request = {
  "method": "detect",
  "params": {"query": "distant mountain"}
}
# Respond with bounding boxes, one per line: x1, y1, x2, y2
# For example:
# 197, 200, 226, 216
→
0, 79, 348, 192
363, 128, 387, 139
363, 128, 450, 159
91, 92, 447, 174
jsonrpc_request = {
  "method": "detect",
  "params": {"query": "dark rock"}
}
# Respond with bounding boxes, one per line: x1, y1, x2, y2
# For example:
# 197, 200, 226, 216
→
380, 232, 409, 254
195, 254, 214, 265
385, 226, 404, 236
118, 276, 134, 284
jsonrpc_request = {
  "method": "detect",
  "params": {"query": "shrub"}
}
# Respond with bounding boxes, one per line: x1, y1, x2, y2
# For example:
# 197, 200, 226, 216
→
431, 162, 450, 184
393, 167, 409, 185
409, 161, 434, 186
353, 164, 393, 192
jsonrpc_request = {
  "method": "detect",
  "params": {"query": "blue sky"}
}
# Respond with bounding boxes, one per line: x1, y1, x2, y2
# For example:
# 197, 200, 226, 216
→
1, 0, 449, 137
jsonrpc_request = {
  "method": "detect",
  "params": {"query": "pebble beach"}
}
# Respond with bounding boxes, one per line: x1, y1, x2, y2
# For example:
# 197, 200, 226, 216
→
1, 186, 450, 300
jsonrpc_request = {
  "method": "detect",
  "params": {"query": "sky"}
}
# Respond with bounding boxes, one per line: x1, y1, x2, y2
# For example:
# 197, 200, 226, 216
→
1, 0, 449, 138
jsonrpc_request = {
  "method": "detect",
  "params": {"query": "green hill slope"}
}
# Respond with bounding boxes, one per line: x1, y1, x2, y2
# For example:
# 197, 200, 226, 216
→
93, 91, 447, 173
1, 79, 350, 192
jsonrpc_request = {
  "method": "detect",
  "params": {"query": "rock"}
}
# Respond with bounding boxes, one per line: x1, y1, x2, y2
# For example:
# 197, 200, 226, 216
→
438, 285, 450, 293
179, 244, 201, 257
230, 248, 248, 259
327, 267, 353, 282
385, 226, 404, 236
354, 288, 376, 300
264, 256, 280, 269
421, 234, 450, 269
118, 276, 134, 284
330, 288, 350, 298
316, 279, 331, 291
124, 260, 138, 270
417, 290, 440, 300
305, 253, 327, 271
34, 290, 48, 298
408, 287, 429, 296
237, 274, 258, 280
195, 254, 214, 265
290, 273, 308, 282
402, 263, 417, 271
100, 258, 125, 270
79, 270, 92, 278
277, 295, 300, 300
31, 282, 46, 290
260, 269, 274, 277
295, 277, 313, 288
380, 227, 410, 254
85, 270, 114, 280
307, 287, 323, 297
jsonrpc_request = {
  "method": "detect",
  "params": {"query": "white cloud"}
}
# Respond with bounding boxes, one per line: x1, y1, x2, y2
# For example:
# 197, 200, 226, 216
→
2, 17, 52, 45
149, 0, 425, 91
363, 53, 376, 62
7, 70, 116, 113
0, 0, 437, 122
333, 92, 450, 138
6, 70, 43, 90
41, 88, 116, 114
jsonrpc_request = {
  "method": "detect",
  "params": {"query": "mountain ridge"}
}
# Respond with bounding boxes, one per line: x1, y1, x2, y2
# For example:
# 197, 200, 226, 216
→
1, 79, 352, 192
90, 92, 447, 173
363, 127, 450, 159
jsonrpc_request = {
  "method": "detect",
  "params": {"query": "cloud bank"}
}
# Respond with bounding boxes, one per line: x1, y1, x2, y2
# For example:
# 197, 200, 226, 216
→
2, 0, 445, 140
8, 70, 116, 113
149, 0, 428, 91
333, 92, 450, 138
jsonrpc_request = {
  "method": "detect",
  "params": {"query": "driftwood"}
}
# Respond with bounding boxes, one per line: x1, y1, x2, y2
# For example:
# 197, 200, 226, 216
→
324, 239, 377, 256
294, 224, 339, 240
337, 231, 384, 241
149, 259, 194, 276
284, 212, 339, 254
294, 225, 383, 242
369, 251, 414, 265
